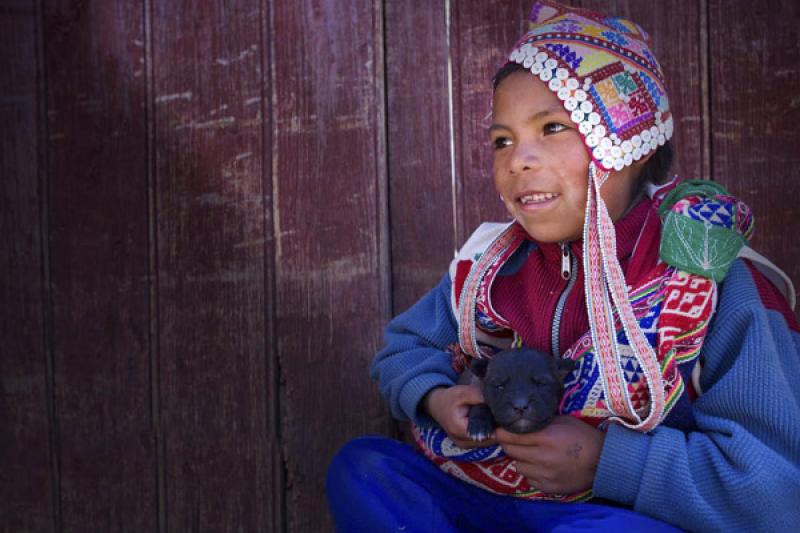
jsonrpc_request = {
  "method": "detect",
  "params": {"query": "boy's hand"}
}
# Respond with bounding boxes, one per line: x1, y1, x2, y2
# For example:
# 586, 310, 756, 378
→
495, 415, 605, 494
423, 385, 498, 449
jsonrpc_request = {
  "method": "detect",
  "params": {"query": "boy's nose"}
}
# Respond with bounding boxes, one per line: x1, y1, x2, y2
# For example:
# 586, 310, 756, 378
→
508, 142, 541, 175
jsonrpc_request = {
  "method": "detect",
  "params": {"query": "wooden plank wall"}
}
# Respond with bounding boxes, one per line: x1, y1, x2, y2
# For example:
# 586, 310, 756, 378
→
2, 1, 798, 532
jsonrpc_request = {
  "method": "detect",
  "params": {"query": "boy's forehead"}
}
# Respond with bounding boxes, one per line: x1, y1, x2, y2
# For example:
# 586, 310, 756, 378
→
492, 72, 568, 119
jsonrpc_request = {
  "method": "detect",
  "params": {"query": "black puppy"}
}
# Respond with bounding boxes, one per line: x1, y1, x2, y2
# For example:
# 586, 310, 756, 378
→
464, 348, 575, 440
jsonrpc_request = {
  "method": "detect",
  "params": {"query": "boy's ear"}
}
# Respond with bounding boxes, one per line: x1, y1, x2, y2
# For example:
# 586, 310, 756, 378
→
555, 358, 575, 381
470, 357, 489, 379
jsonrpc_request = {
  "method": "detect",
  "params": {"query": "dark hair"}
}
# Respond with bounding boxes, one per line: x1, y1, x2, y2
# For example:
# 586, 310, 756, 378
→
491, 62, 673, 185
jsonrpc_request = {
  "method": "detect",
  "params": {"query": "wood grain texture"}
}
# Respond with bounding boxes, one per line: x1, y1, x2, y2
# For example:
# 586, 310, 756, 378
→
261, 1, 285, 530
386, 0, 455, 314
0, 1, 54, 530
451, 0, 527, 243
42, 0, 156, 530
271, 0, 392, 530
150, 0, 273, 530
709, 0, 800, 306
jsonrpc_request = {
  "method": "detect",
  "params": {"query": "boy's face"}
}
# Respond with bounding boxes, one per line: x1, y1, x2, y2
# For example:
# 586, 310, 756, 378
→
491, 71, 642, 243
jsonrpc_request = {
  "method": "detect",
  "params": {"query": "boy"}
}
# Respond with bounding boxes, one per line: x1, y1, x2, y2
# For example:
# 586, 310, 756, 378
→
327, 2, 800, 531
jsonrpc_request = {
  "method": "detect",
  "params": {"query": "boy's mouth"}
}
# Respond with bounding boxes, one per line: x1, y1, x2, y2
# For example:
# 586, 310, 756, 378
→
518, 192, 559, 206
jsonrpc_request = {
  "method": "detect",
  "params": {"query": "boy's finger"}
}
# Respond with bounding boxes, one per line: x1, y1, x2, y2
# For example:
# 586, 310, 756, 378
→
455, 383, 485, 403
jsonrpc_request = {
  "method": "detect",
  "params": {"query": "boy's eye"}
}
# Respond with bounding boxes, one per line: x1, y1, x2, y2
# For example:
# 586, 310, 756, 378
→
492, 136, 512, 150
544, 122, 567, 135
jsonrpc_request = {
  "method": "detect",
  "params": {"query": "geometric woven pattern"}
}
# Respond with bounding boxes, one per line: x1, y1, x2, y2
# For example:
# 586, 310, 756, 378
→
413, 259, 715, 502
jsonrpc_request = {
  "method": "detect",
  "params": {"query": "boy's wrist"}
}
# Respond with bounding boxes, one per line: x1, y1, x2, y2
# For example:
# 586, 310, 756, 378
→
422, 386, 447, 419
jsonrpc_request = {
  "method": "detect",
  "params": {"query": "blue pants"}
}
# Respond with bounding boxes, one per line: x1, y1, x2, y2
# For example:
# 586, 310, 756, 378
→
326, 436, 682, 533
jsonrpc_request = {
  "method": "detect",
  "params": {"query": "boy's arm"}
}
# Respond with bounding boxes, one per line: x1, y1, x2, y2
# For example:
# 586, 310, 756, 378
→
370, 274, 460, 426
593, 260, 800, 531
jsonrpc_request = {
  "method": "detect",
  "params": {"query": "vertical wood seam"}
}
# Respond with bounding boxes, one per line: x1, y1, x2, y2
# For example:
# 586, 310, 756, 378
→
700, 0, 712, 181
377, 0, 398, 442
378, 0, 392, 323
36, 0, 61, 529
142, 0, 165, 530
263, 0, 286, 530
444, 0, 459, 255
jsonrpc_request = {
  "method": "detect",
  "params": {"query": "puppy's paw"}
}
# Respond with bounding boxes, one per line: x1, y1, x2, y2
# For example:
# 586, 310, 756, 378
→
467, 404, 496, 441
467, 420, 494, 442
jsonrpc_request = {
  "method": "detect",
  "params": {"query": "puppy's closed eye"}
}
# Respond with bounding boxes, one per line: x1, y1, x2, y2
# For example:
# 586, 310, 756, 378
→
490, 379, 509, 391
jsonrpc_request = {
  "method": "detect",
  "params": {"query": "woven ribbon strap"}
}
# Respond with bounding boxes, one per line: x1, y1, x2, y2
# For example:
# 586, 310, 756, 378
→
457, 226, 525, 358
583, 163, 665, 431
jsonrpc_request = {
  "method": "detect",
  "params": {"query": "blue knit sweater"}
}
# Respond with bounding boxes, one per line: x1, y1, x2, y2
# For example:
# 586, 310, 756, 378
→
371, 260, 800, 531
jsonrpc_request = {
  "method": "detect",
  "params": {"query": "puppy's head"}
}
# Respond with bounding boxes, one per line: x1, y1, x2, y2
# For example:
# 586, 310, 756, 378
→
471, 349, 574, 434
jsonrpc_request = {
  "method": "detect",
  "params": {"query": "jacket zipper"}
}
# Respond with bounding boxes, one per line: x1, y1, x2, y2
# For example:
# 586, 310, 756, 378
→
551, 242, 578, 357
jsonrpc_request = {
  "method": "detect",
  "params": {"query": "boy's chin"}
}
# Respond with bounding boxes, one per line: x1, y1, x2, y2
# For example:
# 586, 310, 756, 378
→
515, 220, 581, 244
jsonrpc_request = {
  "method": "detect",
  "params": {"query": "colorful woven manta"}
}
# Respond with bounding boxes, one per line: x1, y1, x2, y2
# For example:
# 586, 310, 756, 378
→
413, 180, 751, 501
414, 258, 714, 501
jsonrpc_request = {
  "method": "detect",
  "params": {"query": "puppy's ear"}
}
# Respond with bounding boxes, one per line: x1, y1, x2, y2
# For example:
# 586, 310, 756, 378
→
555, 358, 575, 381
470, 357, 489, 379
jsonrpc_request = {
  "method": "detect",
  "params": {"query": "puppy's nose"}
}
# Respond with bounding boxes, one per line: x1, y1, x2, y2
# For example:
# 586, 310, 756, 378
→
511, 399, 530, 414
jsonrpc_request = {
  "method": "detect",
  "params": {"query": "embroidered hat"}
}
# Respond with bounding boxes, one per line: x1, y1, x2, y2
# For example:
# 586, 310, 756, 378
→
507, 0, 673, 172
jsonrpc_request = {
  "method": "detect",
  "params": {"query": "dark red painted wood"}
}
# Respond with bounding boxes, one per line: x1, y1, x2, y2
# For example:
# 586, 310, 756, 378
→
150, 0, 274, 530
0, 1, 54, 530
4, 2, 799, 532
42, 0, 156, 530
451, 0, 528, 243
386, 0, 456, 314
709, 0, 800, 309
271, 0, 392, 530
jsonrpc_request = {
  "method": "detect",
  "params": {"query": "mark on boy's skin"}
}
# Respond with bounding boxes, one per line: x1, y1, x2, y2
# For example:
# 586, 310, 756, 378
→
567, 442, 582, 460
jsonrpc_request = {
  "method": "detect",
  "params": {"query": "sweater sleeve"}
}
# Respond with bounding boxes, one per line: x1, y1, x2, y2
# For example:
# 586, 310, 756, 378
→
370, 274, 460, 426
593, 260, 800, 531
